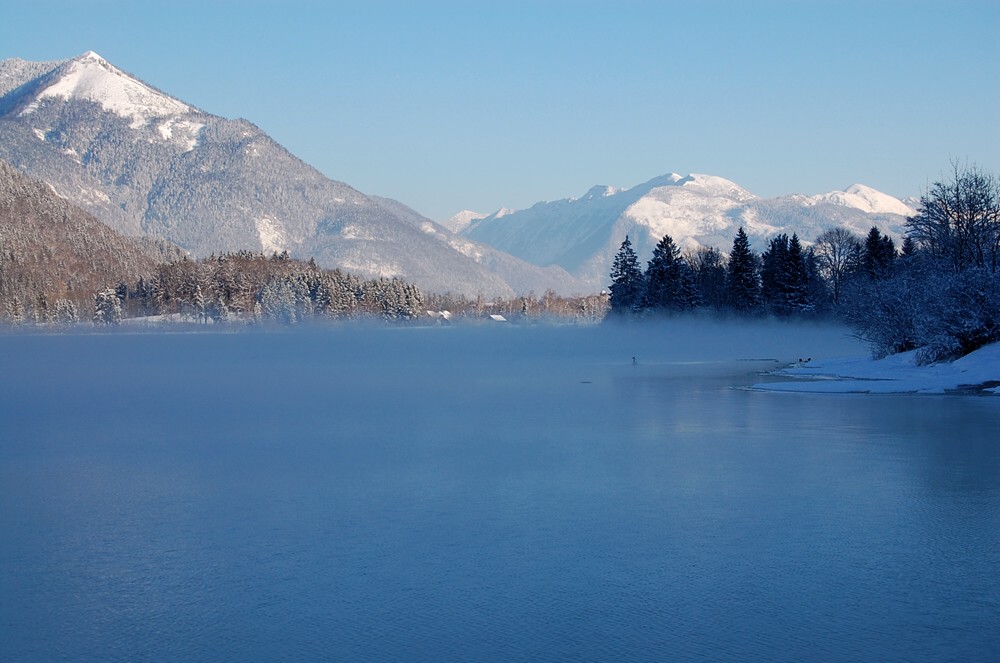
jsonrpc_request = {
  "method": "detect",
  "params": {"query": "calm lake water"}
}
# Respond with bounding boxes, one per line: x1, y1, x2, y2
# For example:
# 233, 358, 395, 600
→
1, 321, 998, 662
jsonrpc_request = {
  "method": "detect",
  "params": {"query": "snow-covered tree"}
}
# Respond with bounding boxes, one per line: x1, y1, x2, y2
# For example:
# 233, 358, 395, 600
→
53, 298, 79, 325
6, 295, 25, 325
93, 288, 122, 325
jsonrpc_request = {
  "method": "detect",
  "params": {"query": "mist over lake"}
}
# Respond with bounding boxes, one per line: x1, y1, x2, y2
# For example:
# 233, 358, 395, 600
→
2, 321, 998, 661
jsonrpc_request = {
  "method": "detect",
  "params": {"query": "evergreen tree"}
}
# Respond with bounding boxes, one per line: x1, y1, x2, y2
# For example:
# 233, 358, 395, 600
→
192, 285, 207, 323
7, 295, 25, 325
760, 233, 790, 309
644, 234, 684, 311
53, 299, 79, 325
784, 234, 814, 314
725, 227, 761, 313
861, 227, 896, 280
608, 235, 645, 315
761, 234, 813, 315
93, 288, 122, 325
674, 260, 702, 311
691, 247, 727, 310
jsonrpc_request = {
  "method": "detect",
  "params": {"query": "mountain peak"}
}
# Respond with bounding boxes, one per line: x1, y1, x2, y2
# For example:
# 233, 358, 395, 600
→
75, 50, 107, 64
808, 183, 916, 216
19, 51, 193, 128
440, 209, 485, 233
582, 184, 619, 199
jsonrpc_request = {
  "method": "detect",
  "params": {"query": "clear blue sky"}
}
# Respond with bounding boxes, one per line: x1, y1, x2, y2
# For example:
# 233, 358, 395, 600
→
2, 0, 998, 220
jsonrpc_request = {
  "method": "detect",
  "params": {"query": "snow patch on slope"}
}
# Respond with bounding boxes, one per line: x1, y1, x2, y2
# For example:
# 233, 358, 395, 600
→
448, 237, 485, 261
157, 117, 203, 152
255, 216, 287, 254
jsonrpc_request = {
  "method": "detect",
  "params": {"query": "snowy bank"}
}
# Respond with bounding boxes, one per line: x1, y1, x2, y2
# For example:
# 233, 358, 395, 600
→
752, 342, 1000, 395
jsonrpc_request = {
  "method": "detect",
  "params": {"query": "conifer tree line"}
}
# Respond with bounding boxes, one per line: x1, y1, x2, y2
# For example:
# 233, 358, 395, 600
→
609, 227, 829, 318
609, 163, 1000, 364
104, 251, 425, 325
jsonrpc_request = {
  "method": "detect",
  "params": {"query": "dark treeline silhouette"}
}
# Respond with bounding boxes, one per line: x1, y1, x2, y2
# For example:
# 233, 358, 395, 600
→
608, 163, 1000, 364
608, 228, 828, 319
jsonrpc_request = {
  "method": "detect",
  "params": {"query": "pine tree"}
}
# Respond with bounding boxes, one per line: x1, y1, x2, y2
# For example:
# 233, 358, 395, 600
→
53, 299, 79, 325
691, 247, 727, 310
784, 234, 813, 314
861, 227, 896, 280
644, 234, 682, 311
675, 261, 703, 311
761, 234, 813, 316
760, 233, 790, 310
93, 288, 122, 325
192, 285, 207, 323
7, 295, 25, 325
608, 235, 645, 315
725, 227, 761, 313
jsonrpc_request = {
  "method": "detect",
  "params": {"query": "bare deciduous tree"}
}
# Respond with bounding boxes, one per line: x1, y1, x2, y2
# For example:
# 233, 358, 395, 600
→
906, 162, 1000, 273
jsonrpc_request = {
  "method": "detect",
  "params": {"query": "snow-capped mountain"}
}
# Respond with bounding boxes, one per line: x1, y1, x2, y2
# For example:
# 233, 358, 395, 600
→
0, 52, 585, 297
440, 210, 485, 233
19, 51, 195, 128
461, 173, 916, 290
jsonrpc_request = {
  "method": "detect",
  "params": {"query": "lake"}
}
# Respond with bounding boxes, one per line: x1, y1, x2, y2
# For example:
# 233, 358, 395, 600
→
1, 321, 998, 661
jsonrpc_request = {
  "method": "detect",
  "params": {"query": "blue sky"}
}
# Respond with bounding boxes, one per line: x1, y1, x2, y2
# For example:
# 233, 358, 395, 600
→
2, 0, 997, 220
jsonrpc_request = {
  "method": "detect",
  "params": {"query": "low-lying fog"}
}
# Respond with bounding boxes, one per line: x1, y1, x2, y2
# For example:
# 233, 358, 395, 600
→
2, 320, 997, 661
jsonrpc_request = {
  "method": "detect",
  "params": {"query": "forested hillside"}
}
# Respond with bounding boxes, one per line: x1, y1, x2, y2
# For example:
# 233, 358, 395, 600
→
0, 160, 428, 326
0, 159, 178, 322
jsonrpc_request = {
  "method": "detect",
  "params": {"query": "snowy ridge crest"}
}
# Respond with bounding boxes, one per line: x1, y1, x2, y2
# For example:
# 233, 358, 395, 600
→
460, 171, 915, 290
19, 51, 194, 128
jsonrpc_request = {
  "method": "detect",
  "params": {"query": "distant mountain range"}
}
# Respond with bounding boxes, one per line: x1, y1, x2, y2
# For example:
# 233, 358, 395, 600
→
0, 52, 582, 297
1, 52, 917, 296
458, 174, 916, 290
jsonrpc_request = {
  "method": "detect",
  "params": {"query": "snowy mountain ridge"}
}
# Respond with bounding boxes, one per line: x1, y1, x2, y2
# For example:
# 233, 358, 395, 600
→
815, 183, 916, 216
460, 173, 917, 290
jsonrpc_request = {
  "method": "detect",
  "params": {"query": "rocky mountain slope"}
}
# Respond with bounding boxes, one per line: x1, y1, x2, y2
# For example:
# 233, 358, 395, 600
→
0, 52, 584, 297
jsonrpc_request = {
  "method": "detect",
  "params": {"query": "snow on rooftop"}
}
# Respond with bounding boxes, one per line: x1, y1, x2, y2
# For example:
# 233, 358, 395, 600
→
20, 51, 193, 129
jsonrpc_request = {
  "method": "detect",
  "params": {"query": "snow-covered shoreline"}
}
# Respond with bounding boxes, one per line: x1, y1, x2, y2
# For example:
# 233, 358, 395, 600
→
753, 342, 1000, 395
